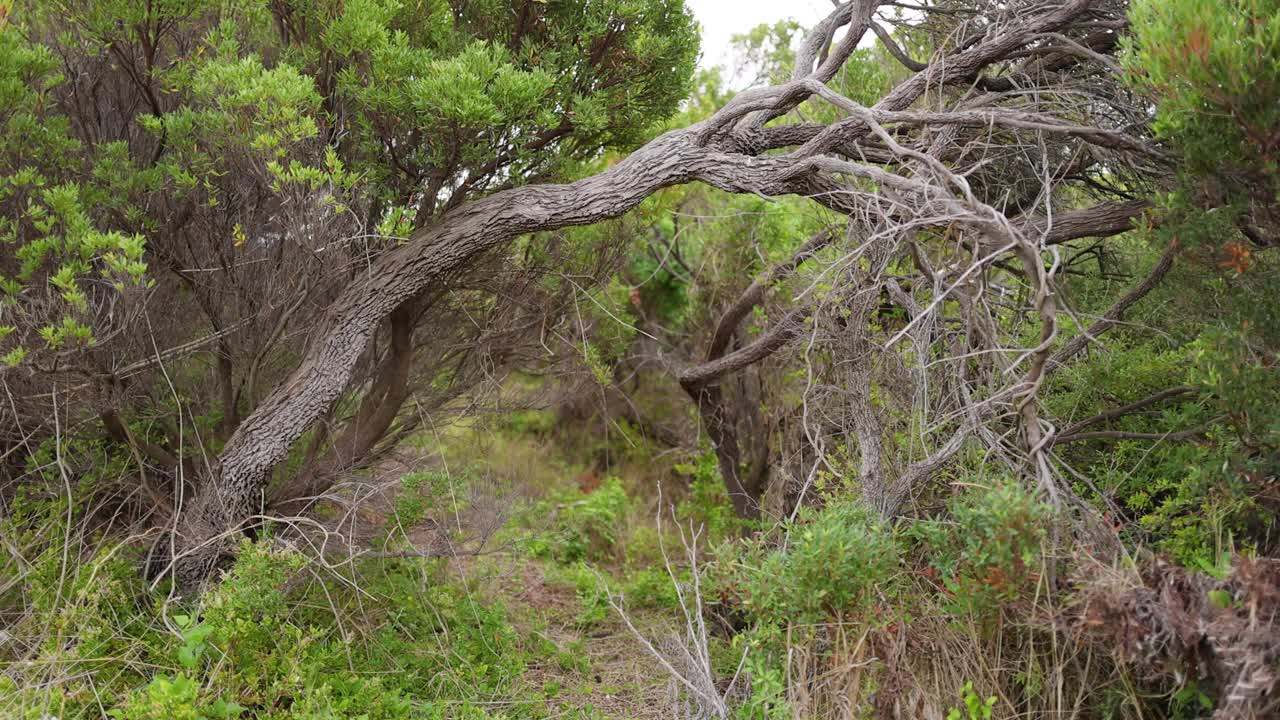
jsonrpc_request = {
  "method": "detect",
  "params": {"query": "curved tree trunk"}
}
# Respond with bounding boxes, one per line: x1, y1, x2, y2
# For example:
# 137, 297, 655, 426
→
163, 0, 1123, 590
170, 130, 726, 588
268, 303, 417, 512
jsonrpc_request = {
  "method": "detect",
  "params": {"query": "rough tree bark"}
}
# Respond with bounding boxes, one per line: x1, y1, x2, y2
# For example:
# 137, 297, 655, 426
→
163, 0, 1142, 589
677, 229, 837, 519
268, 303, 418, 511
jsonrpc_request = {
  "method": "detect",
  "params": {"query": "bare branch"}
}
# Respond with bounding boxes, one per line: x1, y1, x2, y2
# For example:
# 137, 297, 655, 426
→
705, 227, 837, 361
1048, 239, 1179, 370
1058, 386, 1195, 438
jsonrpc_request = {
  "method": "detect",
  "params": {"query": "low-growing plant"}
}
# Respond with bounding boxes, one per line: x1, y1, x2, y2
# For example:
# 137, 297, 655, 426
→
705, 501, 899, 717
909, 480, 1051, 618
528, 476, 630, 564
109, 673, 243, 720
712, 501, 899, 631
620, 566, 686, 610
945, 681, 997, 720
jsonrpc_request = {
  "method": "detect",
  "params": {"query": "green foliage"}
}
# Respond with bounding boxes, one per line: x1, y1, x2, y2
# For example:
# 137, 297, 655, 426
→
945, 681, 997, 720
910, 480, 1051, 617
0, 0, 697, 381
5, 3, 1279, 719
618, 565, 684, 611
499, 407, 558, 437
711, 501, 898, 631
730, 20, 803, 86
539, 635, 591, 677
388, 468, 475, 543
582, 340, 614, 387
0, 174, 147, 354
528, 476, 630, 565
195, 541, 315, 705
827, 48, 894, 108
1046, 238, 1280, 566
675, 450, 749, 541
565, 562, 611, 627
1, 481, 541, 720
322, 562, 526, 710
703, 502, 897, 718
110, 674, 244, 720
1170, 679, 1217, 718
1125, 0, 1280, 185
1077, 0, 1280, 569
577, 275, 642, 382
625, 250, 689, 325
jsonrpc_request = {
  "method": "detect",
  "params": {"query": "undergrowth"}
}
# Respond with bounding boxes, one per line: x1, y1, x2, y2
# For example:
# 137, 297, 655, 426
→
6, 411, 1274, 720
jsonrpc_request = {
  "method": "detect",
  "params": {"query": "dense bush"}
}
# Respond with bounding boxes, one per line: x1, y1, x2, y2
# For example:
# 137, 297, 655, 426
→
909, 480, 1051, 618
1125, 0, 1280, 190
712, 502, 898, 631
0, 521, 532, 719
704, 502, 899, 717
526, 476, 629, 565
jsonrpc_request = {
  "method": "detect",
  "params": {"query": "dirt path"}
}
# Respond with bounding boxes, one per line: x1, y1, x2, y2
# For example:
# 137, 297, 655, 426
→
340, 442, 686, 717
462, 555, 676, 719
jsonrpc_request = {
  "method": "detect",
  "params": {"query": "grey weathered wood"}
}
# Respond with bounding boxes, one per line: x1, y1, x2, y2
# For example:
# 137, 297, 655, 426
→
166, 0, 1146, 588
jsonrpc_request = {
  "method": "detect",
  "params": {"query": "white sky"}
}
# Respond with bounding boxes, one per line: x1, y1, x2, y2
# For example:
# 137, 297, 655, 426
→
685, 0, 835, 70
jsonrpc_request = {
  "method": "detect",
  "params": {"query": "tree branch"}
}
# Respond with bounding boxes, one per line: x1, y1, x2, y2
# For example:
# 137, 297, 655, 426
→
1054, 417, 1222, 445
1047, 238, 1178, 370
1058, 386, 1195, 438
680, 309, 809, 391
705, 227, 836, 361
869, 21, 928, 72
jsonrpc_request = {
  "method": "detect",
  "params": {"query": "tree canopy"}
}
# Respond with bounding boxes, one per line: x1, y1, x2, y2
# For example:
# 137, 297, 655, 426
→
2, 1, 1279, 716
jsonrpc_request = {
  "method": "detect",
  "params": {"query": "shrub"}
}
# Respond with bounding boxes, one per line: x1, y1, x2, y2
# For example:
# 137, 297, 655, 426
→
528, 476, 629, 564
620, 566, 685, 611
388, 468, 476, 541
675, 449, 748, 542
109, 673, 243, 720
1, 520, 536, 720
909, 480, 1051, 617
572, 563, 611, 627
703, 501, 898, 717
712, 501, 899, 631
1125, 0, 1280, 188
945, 681, 997, 720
